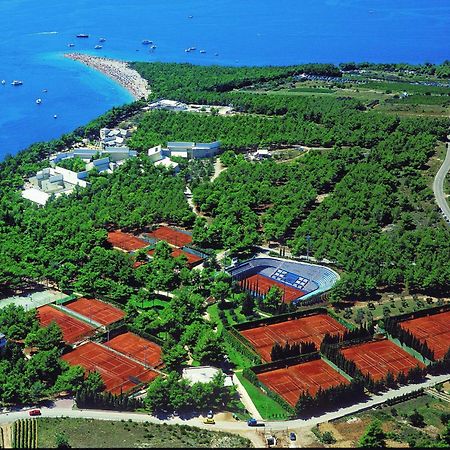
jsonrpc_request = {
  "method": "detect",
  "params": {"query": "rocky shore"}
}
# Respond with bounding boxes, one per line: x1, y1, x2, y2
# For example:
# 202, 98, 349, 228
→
65, 53, 149, 100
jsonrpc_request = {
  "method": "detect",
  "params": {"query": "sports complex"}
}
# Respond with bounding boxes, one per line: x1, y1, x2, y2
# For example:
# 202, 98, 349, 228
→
228, 257, 339, 303
107, 226, 206, 268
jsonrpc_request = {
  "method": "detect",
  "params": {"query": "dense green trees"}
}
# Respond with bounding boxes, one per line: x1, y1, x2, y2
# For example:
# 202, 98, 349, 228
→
144, 370, 236, 414
358, 420, 387, 448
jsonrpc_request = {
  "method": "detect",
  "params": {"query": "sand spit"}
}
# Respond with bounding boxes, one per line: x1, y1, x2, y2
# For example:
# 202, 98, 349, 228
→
65, 53, 149, 100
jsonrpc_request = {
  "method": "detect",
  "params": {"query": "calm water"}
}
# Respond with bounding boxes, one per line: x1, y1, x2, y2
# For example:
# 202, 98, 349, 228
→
0, 0, 449, 160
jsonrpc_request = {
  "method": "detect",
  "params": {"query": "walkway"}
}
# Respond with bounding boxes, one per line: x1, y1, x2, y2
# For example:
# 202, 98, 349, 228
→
433, 138, 450, 225
232, 372, 263, 421
1, 374, 448, 432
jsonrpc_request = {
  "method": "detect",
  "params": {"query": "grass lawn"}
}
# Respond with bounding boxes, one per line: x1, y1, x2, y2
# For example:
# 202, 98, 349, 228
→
329, 393, 450, 447
37, 418, 252, 448
235, 372, 292, 420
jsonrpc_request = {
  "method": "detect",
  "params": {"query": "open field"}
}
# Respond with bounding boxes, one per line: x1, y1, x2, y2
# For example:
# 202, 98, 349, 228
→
37, 305, 95, 344
240, 313, 346, 362
105, 331, 163, 368
326, 391, 450, 447
107, 230, 149, 252
331, 295, 447, 326
239, 273, 305, 303
148, 226, 193, 247
257, 358, 350, 407
399, 310, 450, 360
62, 342, 158, 394
65, 297, 125, 326
341, 339, 425, 382
36, 417, 251, 448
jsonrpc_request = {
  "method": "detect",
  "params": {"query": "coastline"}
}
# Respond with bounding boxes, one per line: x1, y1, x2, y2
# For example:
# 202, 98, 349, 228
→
65, 53, 150, 101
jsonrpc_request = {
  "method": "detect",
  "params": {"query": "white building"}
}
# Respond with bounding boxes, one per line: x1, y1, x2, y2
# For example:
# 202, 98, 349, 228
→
147, 145, 179, 172
100, 128, 132, 148
166, 141, 220, 159
148, 99, 188, 111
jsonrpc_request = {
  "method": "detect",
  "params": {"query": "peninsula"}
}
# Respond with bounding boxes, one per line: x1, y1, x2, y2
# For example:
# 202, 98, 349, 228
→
65, 53, 150, 100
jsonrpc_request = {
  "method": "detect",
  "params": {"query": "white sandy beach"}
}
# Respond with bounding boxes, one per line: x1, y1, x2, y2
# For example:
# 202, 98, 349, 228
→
65, 53, 149, 100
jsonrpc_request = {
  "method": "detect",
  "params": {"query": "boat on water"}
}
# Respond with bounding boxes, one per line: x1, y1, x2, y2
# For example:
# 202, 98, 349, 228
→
99, 37, 106, 42
200, 50, 206, 54
36, 98, 42, 105
1, 80, 5, 85
11, 80, 23, 86
94, 45, 102, 49
142, 40, 152, 45
150, 45, 157, 49
43, 89, 48, 93
68, 43, 75, 47
185, 47, 196, 52
53, 114, 58, 119
76, 34, 89, 38
188, 15, 193, 19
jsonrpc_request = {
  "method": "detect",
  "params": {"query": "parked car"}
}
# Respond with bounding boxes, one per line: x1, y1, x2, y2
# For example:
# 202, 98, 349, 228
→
203, 417, 215, 424
29, 409, 41, 417
289, 432, 296, 441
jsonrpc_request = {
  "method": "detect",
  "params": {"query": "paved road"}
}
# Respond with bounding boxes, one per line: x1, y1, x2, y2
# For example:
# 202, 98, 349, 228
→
1, 373, 449, 433
433, 139, 450, 225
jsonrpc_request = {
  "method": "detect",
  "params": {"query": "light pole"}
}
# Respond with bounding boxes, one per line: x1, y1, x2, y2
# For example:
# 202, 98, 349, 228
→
306, 235, 311, 261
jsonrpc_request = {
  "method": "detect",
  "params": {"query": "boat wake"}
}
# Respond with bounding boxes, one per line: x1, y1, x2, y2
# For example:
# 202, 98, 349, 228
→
35, 31, 59, 35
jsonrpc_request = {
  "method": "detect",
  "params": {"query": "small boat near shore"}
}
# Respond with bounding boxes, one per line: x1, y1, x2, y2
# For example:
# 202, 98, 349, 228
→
11, 80, 23, 86
76, 34, 89, 38
68, 43, 75, 47
94, 45, 102, 49
36, 98, 42, 105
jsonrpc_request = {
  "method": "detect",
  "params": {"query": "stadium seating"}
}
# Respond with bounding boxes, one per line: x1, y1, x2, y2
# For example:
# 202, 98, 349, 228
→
228, 257, 339, 301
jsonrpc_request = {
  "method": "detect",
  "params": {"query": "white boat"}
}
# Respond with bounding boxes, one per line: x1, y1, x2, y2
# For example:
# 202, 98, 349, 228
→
200, 50, 206, 54
68, 43, 75, 47
53, 114, 58, 119
99, 37, 106, 42
150, 45, 156, 49
94, 45, 102, 49
1, 80, 5, 85
36, 98, 42, 104
142, 40, 152, 45
11, 80, 23, 86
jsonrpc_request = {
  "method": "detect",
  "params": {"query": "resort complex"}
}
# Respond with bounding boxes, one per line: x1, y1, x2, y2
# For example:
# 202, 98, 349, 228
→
1, 43, 450, 449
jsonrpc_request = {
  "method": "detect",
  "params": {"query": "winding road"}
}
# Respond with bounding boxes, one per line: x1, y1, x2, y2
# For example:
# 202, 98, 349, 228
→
433, 138, 450, 225
1, 373, 449, 444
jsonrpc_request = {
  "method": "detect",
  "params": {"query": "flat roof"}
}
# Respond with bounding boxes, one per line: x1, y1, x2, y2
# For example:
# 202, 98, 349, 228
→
21, 188, 50, 206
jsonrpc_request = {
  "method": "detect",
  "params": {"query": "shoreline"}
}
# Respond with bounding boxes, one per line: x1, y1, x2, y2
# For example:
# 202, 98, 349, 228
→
65, 53, 149, 101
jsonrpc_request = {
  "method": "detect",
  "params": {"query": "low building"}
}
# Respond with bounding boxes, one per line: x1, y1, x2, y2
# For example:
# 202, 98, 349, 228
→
51, 147, 136, 165
100, 128, 132, 148
148, 99, 188, 111
147, 145, 180, 173
167, 141, 221, 159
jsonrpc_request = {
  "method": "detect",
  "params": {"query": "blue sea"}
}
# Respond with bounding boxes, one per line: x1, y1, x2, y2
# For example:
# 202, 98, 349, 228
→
1, 0, 449, 160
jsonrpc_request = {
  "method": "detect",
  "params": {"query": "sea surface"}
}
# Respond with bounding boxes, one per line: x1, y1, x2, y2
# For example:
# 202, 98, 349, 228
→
0, 0, 449, 160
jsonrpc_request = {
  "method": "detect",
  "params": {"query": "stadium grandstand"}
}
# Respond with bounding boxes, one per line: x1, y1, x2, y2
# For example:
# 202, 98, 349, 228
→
227, 256, 339, 303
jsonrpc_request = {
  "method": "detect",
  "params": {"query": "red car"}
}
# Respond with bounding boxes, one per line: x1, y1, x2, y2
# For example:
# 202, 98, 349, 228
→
29, 409, 41, 416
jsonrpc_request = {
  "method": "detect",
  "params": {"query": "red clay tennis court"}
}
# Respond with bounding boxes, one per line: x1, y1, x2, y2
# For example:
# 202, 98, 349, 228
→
257, 358, 350, 407
148, 226, 193, 247
107, 230, 149, 252
37, 305, 95, 345
342, 339, 425, 381
147, 248, 202, 267
65, 297, 125, 326
239, 274, 305, 303
399, 311, 450, 360
62, 342, 159, 394
240, 313, 346, 362
105, 332, 163, 368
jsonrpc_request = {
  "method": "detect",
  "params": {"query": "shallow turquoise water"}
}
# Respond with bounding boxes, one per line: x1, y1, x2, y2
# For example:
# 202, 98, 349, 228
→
0, 0, 449, 160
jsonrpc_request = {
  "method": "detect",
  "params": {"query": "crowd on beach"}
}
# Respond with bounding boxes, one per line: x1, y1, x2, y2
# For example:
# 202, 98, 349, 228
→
65, 53, 149, 100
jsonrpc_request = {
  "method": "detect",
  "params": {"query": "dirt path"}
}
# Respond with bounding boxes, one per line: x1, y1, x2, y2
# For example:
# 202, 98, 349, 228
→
211, 159, 226, 182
